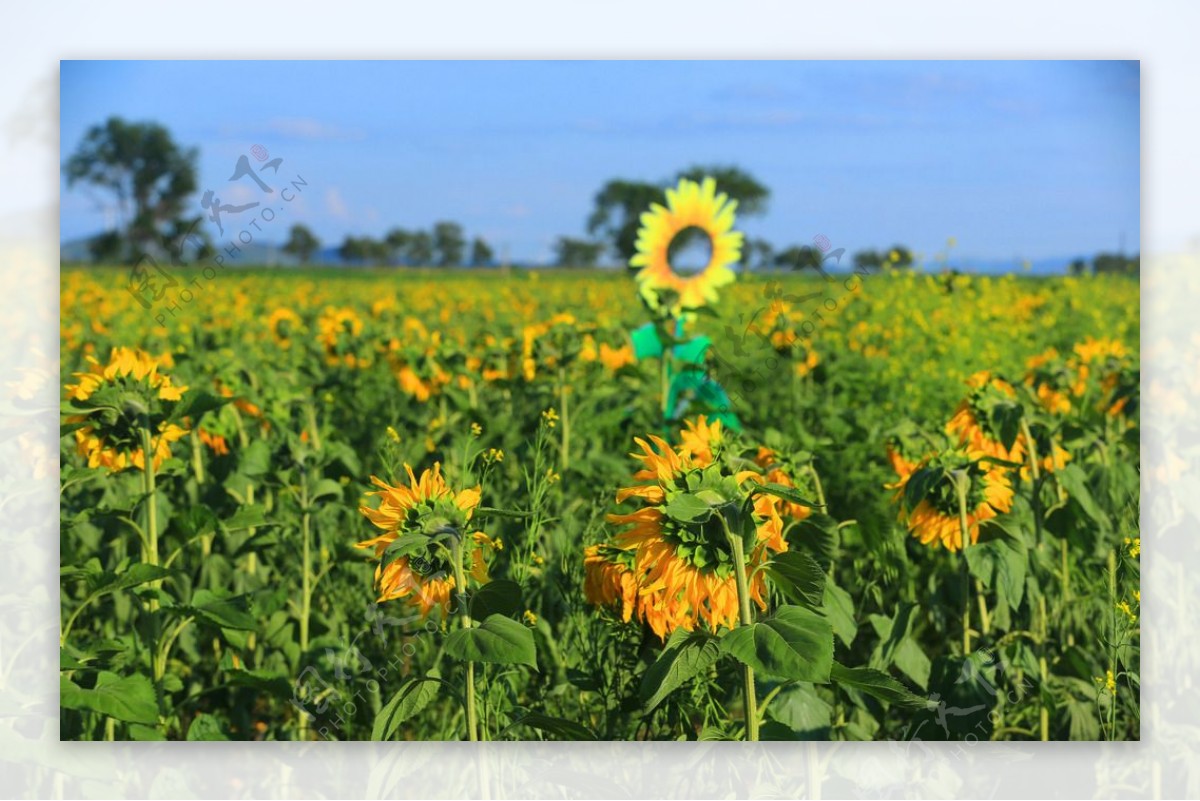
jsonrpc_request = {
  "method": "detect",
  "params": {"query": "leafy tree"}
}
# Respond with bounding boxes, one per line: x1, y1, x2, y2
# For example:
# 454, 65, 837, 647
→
1093, 252, 1139, 275
64, 117, 200, 264
744, 238, 775, 272
553, 237, 605, 268
775, 245, 824, 273
676, 165, 769, 216
407, 231, 434, 266
282, 224, 321, 264
433, 221, 466, 267
853, 249, 885, 273
469, 237, 494, 267
884, 245, 914, 269
384, 228, 413, 265
339, 235, 382, 265
1068, 258, 1088, 276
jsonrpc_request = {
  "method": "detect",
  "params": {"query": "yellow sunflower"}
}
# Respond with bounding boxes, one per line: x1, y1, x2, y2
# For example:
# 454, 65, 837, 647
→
629, 177, 743, 313
267, 307, 303, 350
356, 462, 492, 619
893, 450, 1013, 552
64, 347, 190, 472
945, 370, 1027, 463
597, 430, 787, 639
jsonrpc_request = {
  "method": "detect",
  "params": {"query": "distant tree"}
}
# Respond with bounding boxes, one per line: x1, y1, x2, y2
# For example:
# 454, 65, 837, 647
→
1069, 258, 1089, 276
282, 224, 320, 264
407, 231, 434, 266
469, 237, 494, 267
1094, 252, 1139, 275
433, 221, 466, 266
587, 167, 771, 263
884, 245, 914, 269
853, 249, 886, 273
586, 180, 663, 263
339, 235, 380, 265
744, 238, 775, 272
64, 117, 200, 264
553, 237, 605, 268
774, 245, 824, 273
87, 230, 125, 263
384, 227, 412, 265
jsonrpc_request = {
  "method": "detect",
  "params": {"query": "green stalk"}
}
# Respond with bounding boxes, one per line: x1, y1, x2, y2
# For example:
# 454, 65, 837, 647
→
140, 424, 166, 731
190, 429, 205, 485
1038, 595, 1049, 740
955, 472, 972, 656
1107, 549, 1118, 739
558, 365, 570, 472
299, 478, 312, 740
452, 540, 479, 742
722, 517, 758, 742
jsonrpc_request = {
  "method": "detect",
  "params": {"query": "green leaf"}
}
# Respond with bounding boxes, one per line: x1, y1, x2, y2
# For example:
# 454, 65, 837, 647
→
764, 550, 826, 609
189, 589, 257, 631
663, 493, 715, 523
789, 513, 839, 568
468, 579, 523, 621
640, 628, 722, 711
965, 538, 1027, 613
173, 390, 229, 422
759, 719, 800, 741
225, 669, 294, 699
60, 672, 159, 725
822, 581, 857, 647
1055, 464, 1106, 528
222, 504, 270, 531
720, 606, 833, 682
630, 323, 664, 361
752, 483, 821, 509
444, 614, 537, 668
829, 662, 931, 710
672, 335, 711, 366
507, 712, 596, 741
372, 673, 441, 740
239, 439, 271, 478
186, 712, 229, 740
308, 478, 344, 504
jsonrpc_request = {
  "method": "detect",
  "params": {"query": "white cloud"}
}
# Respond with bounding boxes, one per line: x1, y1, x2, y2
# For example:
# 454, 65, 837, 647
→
324, 187, 349, 220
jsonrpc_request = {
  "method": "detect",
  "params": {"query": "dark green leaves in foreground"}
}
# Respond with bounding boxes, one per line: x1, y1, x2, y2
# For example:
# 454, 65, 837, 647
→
60, 672, 158, 725
373, 672, 442, 741
829, 661, 931, 710
640, 628, 722, 711
445, 614, 537, 668
720, 605, 833, 682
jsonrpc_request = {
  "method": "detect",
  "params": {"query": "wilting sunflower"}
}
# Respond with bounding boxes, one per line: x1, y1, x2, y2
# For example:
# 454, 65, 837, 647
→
594, 427, 793, 639
893, 449, 1013, 552
64, 346, 189, 472
945, 370, 1027, 463
356, 462, 493, 619
629, 177, 743, 314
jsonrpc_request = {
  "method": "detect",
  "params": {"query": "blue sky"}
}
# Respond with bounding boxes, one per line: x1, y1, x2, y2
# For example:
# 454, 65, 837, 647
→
60, 60, 1139, 266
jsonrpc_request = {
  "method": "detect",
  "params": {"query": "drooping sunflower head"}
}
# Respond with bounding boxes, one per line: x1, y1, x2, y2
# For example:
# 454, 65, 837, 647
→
267, 307, 304, 350
356, 462, 488, 618
1023, 347, 1077, 414
583, 544, 639, 623
629, 177, 743, 316
678, 415, 726, 467
598, 429, 793, 638
945, 370, 1026, 463
64, 346, 190, 473
316, 306, 365, 367
893, 449, 1013, 552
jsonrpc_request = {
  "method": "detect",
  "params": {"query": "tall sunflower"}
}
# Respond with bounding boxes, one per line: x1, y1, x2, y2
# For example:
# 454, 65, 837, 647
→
892, 449, 1013, 552
629, 177, 743, 314
592, 422, 797, 639
356, 463, 493, 619
64, 346, 189, 472
945, 370, 1027, 463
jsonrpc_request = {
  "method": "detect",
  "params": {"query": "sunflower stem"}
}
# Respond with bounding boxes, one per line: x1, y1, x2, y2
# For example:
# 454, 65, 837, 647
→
452, 540, 479, 742
140, 423, 166, 732
1038, 595, 1050, 740
558, 365, 570, 473
722, 517, 759, 742
299, 477, 312, 741
954, 471, 972, 656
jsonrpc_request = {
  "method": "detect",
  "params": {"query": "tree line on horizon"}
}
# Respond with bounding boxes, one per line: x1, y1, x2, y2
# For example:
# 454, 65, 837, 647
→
64, 116, 1138, 276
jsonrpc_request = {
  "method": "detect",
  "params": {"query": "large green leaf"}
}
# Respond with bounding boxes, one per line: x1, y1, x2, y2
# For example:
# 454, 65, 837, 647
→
965, 538, 1027, 613
640, 628, 722, 711
372, 673, 441, 741
468, 579, 523, 621
444, 614, 537, 668
189, 589, 257, 631
822, 581, 857, 647
60, 672, 159, 725
507, 712, 596, 741
829, 662, 931, 710
186, 712, 229, 740
764, 550, 825, 609
720, 605, 833, 682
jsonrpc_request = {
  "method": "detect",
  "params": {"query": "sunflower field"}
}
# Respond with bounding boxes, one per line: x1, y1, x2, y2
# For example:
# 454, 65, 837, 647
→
59, 183, 1140, 742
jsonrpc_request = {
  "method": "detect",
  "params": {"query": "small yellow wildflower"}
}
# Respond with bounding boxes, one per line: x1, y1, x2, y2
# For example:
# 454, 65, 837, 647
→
470, 422, 483, 437
484, 448, 505, 464
1117, 601, 1136, 623
542, 407, 559, 428
523, 610, 538, 626
546, 469, 561, 484
1124, 537, 1140, 558
532, 553, 545, 566
386, 426, 401, 443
